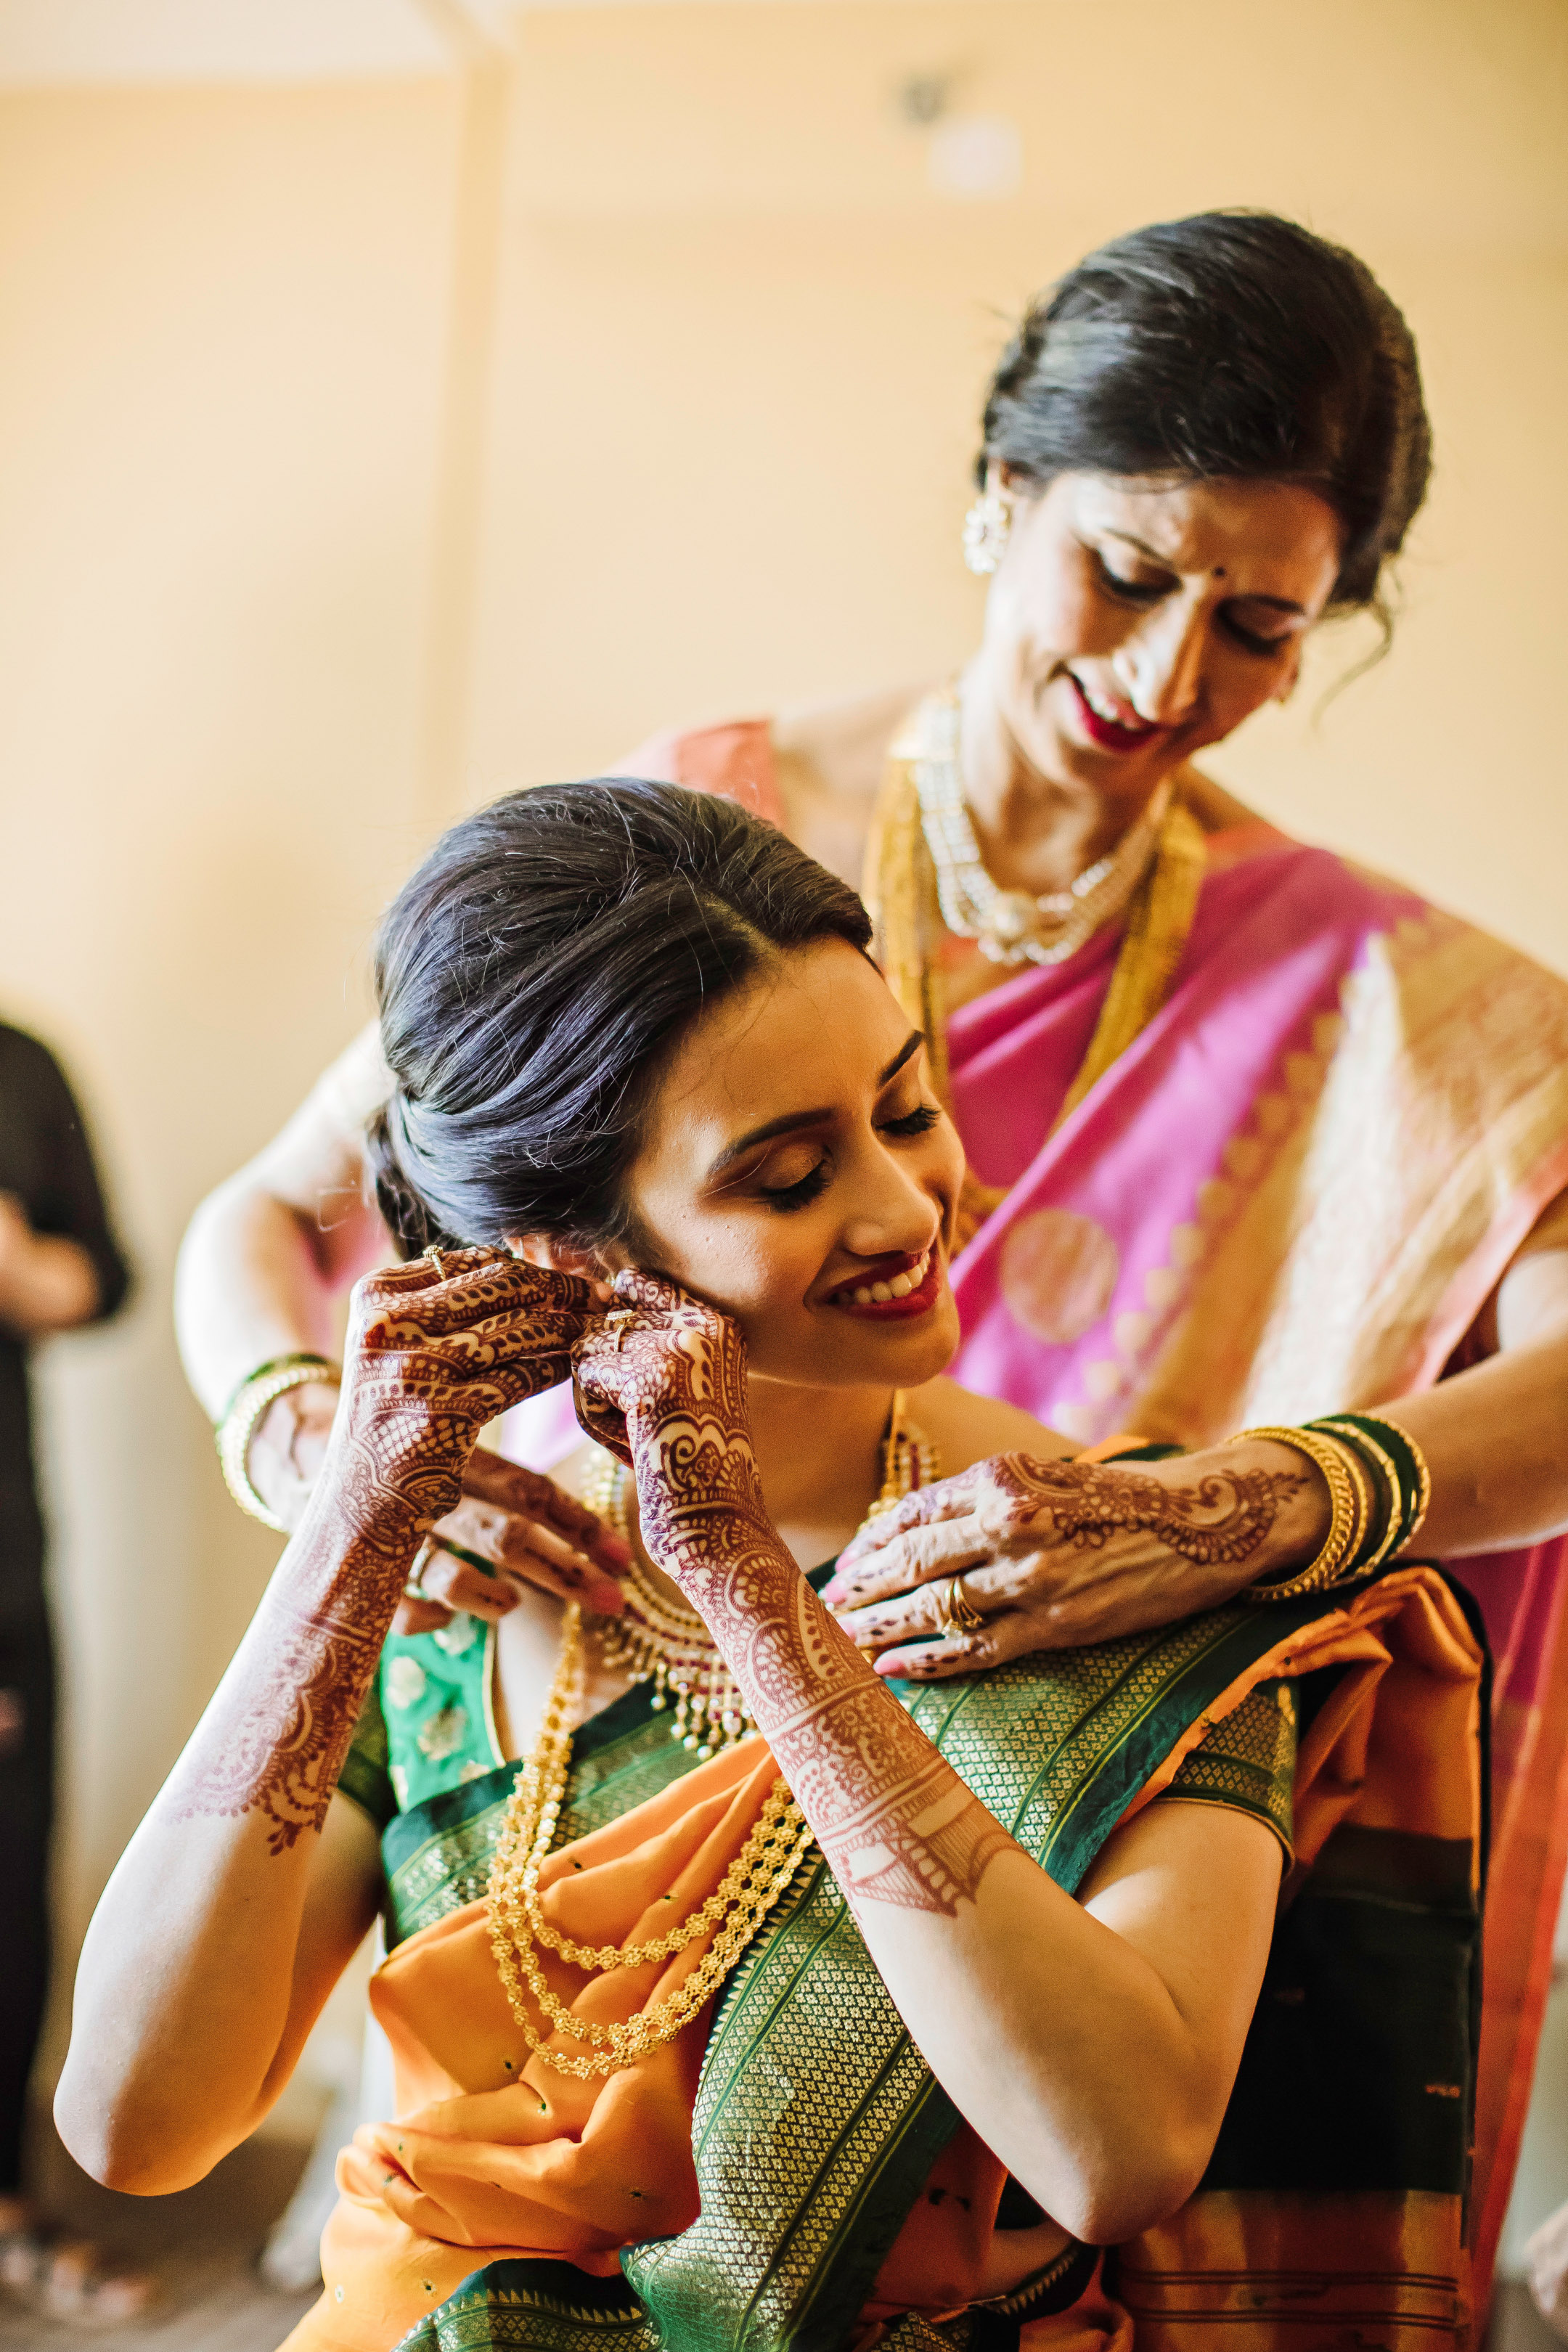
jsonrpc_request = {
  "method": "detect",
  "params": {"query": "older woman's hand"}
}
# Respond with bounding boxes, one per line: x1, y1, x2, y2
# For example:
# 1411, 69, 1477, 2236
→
392, 1448, 632, 1634
820, 1441, 1330, 1677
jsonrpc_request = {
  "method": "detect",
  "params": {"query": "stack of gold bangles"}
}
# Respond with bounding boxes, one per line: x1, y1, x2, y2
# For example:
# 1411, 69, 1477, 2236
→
1230, 1413, 1432, 1604
215, 1351, 342, 1534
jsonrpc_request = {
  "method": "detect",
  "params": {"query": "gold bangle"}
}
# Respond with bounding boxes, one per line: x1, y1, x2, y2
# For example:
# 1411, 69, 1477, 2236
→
1312, 1418, 1404, 1573
1230, 1424, 1365, 1602
215, 1355, 340, 1534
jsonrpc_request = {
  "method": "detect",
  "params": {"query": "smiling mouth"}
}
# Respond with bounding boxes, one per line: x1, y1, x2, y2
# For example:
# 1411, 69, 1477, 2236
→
825, 1246, 942, 1318
1065, 670, 1167, 751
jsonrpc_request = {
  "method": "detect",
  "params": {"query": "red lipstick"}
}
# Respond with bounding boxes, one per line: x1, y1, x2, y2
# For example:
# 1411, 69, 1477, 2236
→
825, 1247, 944, 1322
1066, 672, 1165, 755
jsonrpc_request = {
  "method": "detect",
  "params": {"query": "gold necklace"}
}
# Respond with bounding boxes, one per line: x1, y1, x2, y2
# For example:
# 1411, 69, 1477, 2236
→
904, 687, 1172, 968
486, 1394, 939, 2076
581, 1393, 936, 1761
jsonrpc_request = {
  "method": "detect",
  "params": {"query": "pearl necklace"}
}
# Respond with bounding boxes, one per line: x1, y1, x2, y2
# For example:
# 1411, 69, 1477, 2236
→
904, 687, 1170, 968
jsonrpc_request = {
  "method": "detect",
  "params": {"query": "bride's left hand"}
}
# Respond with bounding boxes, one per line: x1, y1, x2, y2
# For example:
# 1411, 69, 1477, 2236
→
571, 1271, 765, 1580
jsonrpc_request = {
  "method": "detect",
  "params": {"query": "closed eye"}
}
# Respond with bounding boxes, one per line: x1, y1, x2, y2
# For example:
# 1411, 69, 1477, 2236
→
1093, 551, 1169, 606
760, 1161, 830, 1214
881, 1105, 942, 1138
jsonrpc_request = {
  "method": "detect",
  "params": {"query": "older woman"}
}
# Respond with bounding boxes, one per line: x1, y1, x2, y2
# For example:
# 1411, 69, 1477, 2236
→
175, 213, 1568, 2290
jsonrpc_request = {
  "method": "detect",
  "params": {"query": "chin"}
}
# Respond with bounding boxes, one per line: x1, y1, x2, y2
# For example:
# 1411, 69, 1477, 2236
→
834, 1301, 960, 1392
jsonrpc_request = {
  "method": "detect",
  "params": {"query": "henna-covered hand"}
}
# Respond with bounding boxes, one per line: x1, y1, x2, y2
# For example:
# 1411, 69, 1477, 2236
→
572, 1270, 1013, 1919
820, 1444, 1325, 1678
245, 1373, 630, 1633
169, 1250, 599, 1851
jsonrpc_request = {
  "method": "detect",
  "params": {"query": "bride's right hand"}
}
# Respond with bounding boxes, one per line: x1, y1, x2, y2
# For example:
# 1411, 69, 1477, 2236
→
319, 1249, 603, 1550
248, 1261, 631, 1627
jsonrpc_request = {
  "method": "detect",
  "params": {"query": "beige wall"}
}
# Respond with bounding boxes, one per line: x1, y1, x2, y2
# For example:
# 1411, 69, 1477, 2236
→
0, 78, 462, 2083
0, 0, 1562, 2113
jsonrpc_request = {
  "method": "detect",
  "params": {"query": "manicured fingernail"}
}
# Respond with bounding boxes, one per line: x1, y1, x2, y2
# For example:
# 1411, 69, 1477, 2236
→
592, 1581, 626, 1614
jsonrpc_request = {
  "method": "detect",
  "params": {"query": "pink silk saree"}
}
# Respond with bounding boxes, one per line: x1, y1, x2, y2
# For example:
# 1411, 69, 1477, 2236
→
592, 719, 1568, 2300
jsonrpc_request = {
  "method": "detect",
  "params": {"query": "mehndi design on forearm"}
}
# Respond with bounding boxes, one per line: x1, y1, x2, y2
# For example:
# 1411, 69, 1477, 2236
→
986, 1451, 1305, 1567
171, 1252, 592, 1853
575, 1277, 1016, 1917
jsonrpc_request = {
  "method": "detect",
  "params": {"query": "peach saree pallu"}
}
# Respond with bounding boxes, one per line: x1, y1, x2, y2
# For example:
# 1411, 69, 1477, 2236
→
285, 1563, 1482, 2352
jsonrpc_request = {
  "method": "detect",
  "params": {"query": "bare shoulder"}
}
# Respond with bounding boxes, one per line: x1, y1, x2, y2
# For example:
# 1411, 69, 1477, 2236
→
769, 680, 938, 889
773, 680, 936, 809
905, 1375, 1077, 1479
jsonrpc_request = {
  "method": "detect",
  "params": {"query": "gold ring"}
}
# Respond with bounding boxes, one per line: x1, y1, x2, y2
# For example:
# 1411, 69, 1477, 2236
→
404, 1536, 437, 1601
936, 1575, 987, 1638
427, 1248, 447, 1283
604, 1308, 636, 1355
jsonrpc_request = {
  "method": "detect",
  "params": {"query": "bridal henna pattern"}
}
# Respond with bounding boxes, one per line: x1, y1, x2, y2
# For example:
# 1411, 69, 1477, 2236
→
829, 1449, 1308, 1617
984, 1453, 1304, 1565
170, 1251, 596, 1853
573, 1273, 1016, 1917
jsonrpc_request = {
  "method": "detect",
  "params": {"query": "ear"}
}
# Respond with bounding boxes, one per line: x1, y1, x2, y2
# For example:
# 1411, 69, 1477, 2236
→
509, 1233, 621, 1302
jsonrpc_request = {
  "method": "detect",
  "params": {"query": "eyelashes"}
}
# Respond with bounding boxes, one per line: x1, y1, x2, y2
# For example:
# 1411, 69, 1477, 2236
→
1093, 550, 1294, 658
761, 1164, 830, 1214
759, 1104, 944, 1214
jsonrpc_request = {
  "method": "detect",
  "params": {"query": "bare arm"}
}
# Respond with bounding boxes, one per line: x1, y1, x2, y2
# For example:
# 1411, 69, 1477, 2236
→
575, 1276, 1281, 2245
174, 1022, 391, 1421
0, 1194, 102, 1335
58, 1249, 597, 2194
1380, 1246, 1568, 1556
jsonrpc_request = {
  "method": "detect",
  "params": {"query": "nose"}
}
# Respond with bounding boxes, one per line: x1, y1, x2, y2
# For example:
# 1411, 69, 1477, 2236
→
839, 1147, 944, 1266
1114, 597, 1207, 727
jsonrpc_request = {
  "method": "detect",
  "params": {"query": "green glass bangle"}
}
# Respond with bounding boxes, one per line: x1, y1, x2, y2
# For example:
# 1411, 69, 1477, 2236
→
1308, 1412, 1431, 1557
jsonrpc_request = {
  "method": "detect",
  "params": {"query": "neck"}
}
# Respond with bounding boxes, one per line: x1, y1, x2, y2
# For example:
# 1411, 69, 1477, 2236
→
956, 658, 1175, 897
746, 1373, 896, 1567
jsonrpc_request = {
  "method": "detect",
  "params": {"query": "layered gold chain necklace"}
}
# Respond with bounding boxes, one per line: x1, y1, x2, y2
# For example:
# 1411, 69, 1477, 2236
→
486, 1395, 938, 2077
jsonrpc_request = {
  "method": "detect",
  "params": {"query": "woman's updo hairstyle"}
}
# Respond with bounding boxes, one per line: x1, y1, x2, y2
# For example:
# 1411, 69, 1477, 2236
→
981, 211, 1431, 618
367, 778, 873, 1257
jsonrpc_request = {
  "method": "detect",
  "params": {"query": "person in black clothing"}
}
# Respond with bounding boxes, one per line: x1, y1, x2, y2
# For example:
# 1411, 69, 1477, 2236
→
0, 1023, 131, 2313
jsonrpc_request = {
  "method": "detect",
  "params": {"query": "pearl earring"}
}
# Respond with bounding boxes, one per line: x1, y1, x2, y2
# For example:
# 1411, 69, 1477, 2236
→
962, 489, 1011, 576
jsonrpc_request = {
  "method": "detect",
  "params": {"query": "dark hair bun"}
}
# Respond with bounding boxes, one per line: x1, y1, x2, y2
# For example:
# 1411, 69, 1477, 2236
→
369, 779, 872, 1257
981, 211, 1431, 615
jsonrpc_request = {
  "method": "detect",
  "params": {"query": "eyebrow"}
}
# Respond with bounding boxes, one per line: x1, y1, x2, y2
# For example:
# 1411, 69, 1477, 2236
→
706, 1030, 926, 1178
1103, 528, 1307, 614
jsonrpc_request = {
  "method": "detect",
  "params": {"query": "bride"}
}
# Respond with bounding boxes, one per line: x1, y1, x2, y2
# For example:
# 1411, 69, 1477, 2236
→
56, 781, 1482, 2351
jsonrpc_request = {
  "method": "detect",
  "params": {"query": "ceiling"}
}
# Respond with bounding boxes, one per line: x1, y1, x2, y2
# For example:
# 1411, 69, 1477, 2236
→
0, 0, 892, 86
